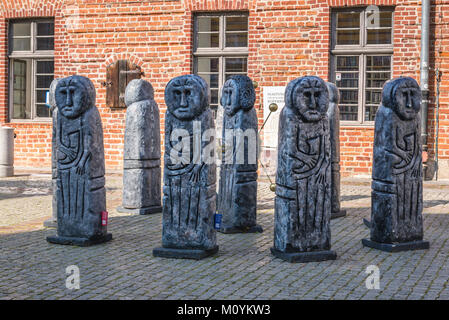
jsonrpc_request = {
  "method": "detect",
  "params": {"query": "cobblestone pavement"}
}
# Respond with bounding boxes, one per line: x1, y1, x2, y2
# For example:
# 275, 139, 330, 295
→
1, 170, 449, 300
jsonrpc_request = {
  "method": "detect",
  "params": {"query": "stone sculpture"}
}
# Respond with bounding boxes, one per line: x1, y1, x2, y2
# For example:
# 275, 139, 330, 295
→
117, 79, 162, 215
44, 78, 60, 228
217, 75, 262, 233
362, 77, 429, 252
271, 76, 336, 263
47, 75, 112, 246
153, 74, 218, 259
326, 82, 346, 219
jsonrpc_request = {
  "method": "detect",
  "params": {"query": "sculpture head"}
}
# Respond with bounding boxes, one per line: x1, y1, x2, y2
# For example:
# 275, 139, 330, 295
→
285, 76, 329, 122
165, 75, 209, 120
55, 75, 96, 119
125, 79, 154, 107
220, 75, 256, 116
49, 78, 60, 112
382, 77, 421, 121
326, 82, 340, 104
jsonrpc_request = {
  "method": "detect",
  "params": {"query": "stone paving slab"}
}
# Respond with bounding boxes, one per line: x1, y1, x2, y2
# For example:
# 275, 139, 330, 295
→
1, 171, 449, 300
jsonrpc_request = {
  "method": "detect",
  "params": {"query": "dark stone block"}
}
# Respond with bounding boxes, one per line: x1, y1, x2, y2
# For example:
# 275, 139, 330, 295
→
47, 75, 111, 243
47, 233, 112, 247
155, 75, 218, 257
369, 77, 427, 251
122, 79, 161, 213
219, 224, 263, 234
271, 247, 337, 263
273, 76, 335, 260
217, 75, 261, 234
116, 205, 162, 215
331, 210, 347, 219
153, 246, 218, 260
362, 238, 429, 252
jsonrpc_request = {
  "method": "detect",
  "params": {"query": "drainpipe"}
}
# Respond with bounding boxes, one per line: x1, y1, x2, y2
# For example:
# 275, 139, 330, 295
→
420, 0, 430, 177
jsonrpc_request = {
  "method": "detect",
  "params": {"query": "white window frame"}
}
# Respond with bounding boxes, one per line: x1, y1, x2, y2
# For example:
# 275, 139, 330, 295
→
330, 7, 394, 126
8, 19, 54, 122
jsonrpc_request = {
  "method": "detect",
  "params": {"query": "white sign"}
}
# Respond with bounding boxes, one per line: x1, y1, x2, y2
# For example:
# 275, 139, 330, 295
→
262, 86, 285, 149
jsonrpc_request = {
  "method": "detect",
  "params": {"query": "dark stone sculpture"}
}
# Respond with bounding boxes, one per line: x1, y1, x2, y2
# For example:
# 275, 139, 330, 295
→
117, 79, 162, 215
271, 76, 336, 263
362, 77, 429, 252
44, 78, 60, 228
326, 82, 347, 220
47, 75, 112, 246
153, 74, 218, 260
217, 75, 262, 234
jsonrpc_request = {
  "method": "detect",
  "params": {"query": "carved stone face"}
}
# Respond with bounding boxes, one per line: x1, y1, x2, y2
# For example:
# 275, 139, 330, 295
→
221, 79, 239, 116
165, 75, 207, 120
293, 78, 328, 122
56, 76, 94, 119
393, 79, 421, 121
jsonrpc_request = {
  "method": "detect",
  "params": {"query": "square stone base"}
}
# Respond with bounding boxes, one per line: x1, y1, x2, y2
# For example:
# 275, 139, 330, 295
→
153, 246, 219, 260
116, 205, 162, 215
362, 238, 430, 252
331, 210, 347, 220
46, 233, 113, 247
218, 224, 263, 234
270, 247, 337, 263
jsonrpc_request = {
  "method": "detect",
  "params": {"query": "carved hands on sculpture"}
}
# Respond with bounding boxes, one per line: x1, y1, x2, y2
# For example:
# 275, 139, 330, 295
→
289, 151, 317, 169
58, 144, 78, 162
387, 148, 413, 166
189, 164, 204, 183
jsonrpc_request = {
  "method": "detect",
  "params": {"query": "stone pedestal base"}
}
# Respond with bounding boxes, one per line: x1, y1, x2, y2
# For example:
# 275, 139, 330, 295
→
270, 247, 337, 263
116, 205, 162, 215
218, 224, 263, 234
47, 233, 112, 247
363, 218, 371, 228
362, 238, 429, 252
43, 219, 57, 228
331, 210, 347, 219
153, 246, 219, 260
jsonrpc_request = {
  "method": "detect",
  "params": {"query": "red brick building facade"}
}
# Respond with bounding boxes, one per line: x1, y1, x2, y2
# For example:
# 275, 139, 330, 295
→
0, 0, 448, 177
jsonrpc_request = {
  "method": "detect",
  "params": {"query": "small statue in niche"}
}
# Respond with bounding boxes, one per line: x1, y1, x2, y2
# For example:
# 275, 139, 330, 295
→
153, 75, 218, 260
326, 82, 346, 219
47, 75, 112, 246
217, 75, 262, 233
271, 76, 336, 263
44, 78, 60, 228
362, 77, 429, 252
118, 79, 162, 215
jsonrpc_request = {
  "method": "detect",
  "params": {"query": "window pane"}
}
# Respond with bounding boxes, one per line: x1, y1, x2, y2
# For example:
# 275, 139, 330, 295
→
366, 11, 392, 28
198, 33, 219, 48
197, 57, 219, 73
13, 38, 31, 51
340, 106, 358, 121
12, 60, 30, 119
210, 89, 219, 105
36, 37, 54, 50
379, 12, 393, 28
365, 105, 379, 121
336, 56, 359, 71
37, 22, 54, 36
337, 29, 359, 45
226, 16, 248, 31
198, 17, 219, 32
36, 75, 54, 89
365, 56, 391, 121
366, 56, 391, 71
367, 29, 392, 44
225, 32, 247, 47
36, 90, 48, 103
337, 12, 360, 28
36, 104, 51, 117
36, 61, 54, 74
12, 22, 31, 36
225, 58, 247, 73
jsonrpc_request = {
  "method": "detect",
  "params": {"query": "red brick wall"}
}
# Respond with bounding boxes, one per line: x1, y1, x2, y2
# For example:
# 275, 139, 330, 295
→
0, 0, 447, 178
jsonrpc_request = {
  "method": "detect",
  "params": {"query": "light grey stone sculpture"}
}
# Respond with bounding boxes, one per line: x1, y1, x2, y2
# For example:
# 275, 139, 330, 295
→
326, 82, 347, 220
117, 79, 162, 215
362, 77, 429, 252
271, 76, 336, 263
217, 75, 262, 234
44, 78, 60, 228
153, 74, 218, 260
47, 75, 112, 246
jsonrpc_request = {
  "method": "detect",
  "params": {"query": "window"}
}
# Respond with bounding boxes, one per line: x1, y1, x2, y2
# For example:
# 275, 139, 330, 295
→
8, 20, 54, 120
193, 13, 248, 115
331, 7, 393, 124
